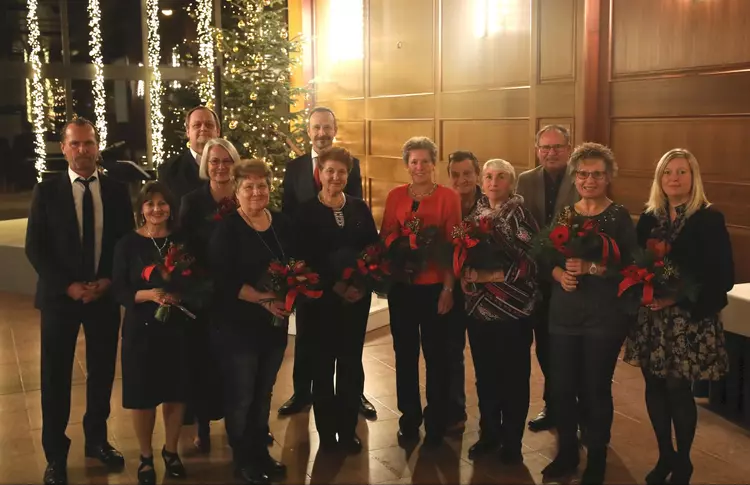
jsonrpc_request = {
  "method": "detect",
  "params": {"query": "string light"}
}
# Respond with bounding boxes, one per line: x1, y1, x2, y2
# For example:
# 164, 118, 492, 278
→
146, 0, 165, 165
196, 0, 215, 107
26, 0, 46, 179
88, 0, 107, 148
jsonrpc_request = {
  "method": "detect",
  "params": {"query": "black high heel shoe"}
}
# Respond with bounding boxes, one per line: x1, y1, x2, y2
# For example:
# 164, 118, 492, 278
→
646, 452, 676, 484
137, 455, 156, 485
668, 459, 693, 485
161, 446, 187, 478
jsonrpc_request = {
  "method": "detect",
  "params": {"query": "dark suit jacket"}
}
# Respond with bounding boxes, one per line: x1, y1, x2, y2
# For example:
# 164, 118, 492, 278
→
281, 153, 363, 216
516, 165, 579, 228
25, 172, 135, 310
179, 183, 219, 267
158, 150, 202, 212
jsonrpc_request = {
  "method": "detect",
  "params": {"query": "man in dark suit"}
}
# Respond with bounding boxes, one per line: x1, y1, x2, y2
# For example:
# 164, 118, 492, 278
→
279, 107, 377, 419
25, 118, 135, 485
516, 125, 579, 433
158, 105, 220, 211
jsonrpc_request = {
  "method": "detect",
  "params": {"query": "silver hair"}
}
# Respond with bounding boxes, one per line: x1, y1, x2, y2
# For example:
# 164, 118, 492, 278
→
401, 136, 438, 164
483, 158, 517, 186
199, 138, 242, 180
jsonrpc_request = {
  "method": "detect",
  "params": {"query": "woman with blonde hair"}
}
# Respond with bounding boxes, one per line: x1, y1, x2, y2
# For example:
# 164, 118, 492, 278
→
624, 148, 734, 485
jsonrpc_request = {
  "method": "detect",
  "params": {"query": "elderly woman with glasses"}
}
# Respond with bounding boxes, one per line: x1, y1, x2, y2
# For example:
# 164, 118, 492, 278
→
178, 137, 241, 452
542, 143, 637, 485
460, 159, 539, 464
209, 160, 293, 485
380, 136, 462, 447
624, 149, 733, 485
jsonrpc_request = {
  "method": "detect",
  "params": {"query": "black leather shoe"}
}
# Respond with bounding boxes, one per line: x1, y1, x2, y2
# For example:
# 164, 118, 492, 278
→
542, 452, 580, 479
259, 453, 286, 478
527, 407, 555, 432
161, 446, 186, 478
84, 442, 125, 468
44, 462, 67, 485
236, 465, 271, 485
581, 447, 607, 485
137, 455, 156, 485
646, 452, 676, 485
500, 448, 524, 465
340, 434, 363, 454
266, 432, 274, 446
359, 395, 378, 420
468, 438, 500, 460
397, 428, 420, 444
277, 394, 312, 415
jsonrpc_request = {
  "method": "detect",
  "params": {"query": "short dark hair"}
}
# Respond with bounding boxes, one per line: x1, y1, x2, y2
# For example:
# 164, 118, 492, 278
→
60, 117, 99, 144
184, 105, 221, 134
317, 146, 353, 173
135, 181, 178, 230
447, 150, 480, 175
307, 106, 337, 128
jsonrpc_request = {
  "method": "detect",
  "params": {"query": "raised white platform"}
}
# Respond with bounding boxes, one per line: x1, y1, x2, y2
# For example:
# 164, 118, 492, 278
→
0, 218, 390, 335
722, 283, 750, 338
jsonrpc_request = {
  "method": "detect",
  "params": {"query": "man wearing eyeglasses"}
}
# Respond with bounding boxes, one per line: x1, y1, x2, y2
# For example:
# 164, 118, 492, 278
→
517, 125, 579, 433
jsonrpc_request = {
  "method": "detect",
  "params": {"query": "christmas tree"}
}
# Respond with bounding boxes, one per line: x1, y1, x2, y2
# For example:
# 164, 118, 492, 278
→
217, 0, 310, 207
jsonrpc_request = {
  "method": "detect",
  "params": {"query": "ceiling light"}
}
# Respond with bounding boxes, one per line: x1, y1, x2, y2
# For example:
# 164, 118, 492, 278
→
161, 9, 173, 16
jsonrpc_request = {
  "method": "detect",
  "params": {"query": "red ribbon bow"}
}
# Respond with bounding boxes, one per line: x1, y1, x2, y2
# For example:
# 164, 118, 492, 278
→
618, 262, 663, 304
451, 220, 481, 277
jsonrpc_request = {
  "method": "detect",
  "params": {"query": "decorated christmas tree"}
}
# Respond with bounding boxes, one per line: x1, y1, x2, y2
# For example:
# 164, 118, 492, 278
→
217, 0, 310, 207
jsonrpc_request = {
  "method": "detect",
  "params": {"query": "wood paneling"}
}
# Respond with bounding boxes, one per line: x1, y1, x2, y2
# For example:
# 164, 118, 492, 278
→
369, 178, 403, 226
367, 94, 435, 120
368, 0, 435, 96
335, 121, 366, 156
535, 82, 576, 117
440, 88, 530, 120
441, 120, 530, 167
318, 99, 366, 121
611, 0, 750, 76
539, 0, 576, 82
441, 0, 532, 91
369, 120, 435, 157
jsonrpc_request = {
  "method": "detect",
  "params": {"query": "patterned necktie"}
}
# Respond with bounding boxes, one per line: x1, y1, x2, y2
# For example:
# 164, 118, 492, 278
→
77, 176, 96, 281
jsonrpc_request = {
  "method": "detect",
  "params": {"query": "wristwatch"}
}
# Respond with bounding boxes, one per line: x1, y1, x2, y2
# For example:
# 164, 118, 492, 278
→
588, 262, 598, 275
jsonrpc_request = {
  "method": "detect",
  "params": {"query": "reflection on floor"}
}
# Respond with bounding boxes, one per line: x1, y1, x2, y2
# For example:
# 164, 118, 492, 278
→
1, 291, 750, 484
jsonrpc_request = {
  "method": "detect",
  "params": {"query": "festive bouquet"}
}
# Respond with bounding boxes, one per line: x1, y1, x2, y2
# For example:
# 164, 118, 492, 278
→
141, 243, 213, 322
258, 259, 324, 326
617, 238, 700, 307
209, 196, 238, 222
450, 217, 510, 277
382, 213, 452, 283
334, 242, 394, 297
531, 213, 620, 268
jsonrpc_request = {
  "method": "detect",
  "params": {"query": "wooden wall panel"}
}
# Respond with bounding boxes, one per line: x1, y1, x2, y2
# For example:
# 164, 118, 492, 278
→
539, 0, 576, 82
440, 88, 530, 120
611, 0, 750, 76
367, 94, 435, 120
368, 0, 435, 96
335, 121, 366, 156
441, 0, 532, 91
369, 120, 435, 157
441, 120, 530, 167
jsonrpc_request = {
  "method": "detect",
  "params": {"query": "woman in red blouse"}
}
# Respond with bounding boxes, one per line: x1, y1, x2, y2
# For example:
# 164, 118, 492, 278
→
380, 136, 461, 447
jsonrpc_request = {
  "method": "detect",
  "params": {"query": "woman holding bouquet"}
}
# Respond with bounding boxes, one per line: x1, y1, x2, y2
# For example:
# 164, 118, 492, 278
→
541, 143, 637, 484
381, 136, 461, 447
623, 149, 733, 485
460, 159, 539, 463
295, 147, 379, 453
112, 181, 190, 485
208, 159, 292, 485
178, 138, 241, 452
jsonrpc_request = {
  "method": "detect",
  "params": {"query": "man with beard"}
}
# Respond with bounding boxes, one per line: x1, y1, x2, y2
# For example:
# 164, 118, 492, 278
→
26, 118, 134, 485
158, 106, 220, 211
516, 125, 579, 433
279, 107, 378, 420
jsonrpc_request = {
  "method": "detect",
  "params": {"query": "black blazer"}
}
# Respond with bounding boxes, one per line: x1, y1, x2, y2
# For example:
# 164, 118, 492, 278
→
179, 183, 220, 267
281, 153, 363, 216
25, 172, 135, 309
636, 206, 735, 320
158, 150, 202, 211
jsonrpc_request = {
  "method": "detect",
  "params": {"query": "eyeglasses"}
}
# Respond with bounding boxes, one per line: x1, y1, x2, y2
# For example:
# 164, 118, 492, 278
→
575, 170, 606, 180
241, 183, 270, 194
537, 144, 568, 152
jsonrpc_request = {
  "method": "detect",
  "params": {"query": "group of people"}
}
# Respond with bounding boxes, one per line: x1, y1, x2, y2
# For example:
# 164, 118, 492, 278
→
25, 103, 734, 485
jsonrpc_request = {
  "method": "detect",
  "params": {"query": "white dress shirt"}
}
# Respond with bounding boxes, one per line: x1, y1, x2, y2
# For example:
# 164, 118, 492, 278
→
191, 148, 201, 165
68, 167, 104, 275
311, 148, 319, 174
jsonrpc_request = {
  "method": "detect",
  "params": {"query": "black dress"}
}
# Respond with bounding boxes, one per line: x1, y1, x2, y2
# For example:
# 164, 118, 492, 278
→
178, 184, 228, 423
295, 195, 379, 442
113, 231, 190, 410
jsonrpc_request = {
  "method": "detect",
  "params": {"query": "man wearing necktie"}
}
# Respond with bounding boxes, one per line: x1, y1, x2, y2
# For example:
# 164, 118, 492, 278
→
26, 118, 134, 485
158, 106, 220, 212
279, 107, 377, 419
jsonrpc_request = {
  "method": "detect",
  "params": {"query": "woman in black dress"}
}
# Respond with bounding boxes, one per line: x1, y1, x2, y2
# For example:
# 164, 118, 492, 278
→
541, 143, 637, 485
296, 147, 379, 453
112, 181, 189, 485
209, 159, 292, 485
624, 149, 733, 485
178, 138, 240, 452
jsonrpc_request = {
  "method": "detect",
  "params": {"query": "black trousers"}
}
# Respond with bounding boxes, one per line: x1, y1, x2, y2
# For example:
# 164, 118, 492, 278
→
309, 293, 370, 440
388, 283, 453, 435
40, 300, 121, 463
183, 313, 224, 425
468, 318, 532, 451
217, 336, 286, 466
447, 289, 467, 419
532, 287, 553, 407
550, 332, 624, 453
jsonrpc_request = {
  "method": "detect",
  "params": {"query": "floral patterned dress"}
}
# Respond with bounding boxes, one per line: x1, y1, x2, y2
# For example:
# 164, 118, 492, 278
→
623, 205, 729, 381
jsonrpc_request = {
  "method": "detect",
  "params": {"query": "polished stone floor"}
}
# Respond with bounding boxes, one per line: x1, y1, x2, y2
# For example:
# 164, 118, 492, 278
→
1, 291, 750, 484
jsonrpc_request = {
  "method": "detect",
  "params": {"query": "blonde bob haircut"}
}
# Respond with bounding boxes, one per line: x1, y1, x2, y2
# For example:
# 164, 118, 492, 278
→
645, 148, 710, 218
483, 159, 517, 187
199, 138, 242, 180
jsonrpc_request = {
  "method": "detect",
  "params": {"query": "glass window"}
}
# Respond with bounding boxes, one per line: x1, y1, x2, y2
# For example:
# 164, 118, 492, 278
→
101, 0, 144, 65
1, 0, 64, 62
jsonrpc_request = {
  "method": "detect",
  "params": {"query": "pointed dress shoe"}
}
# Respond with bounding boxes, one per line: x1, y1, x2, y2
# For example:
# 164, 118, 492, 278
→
277, 394, 312, 415
468, 438, 500, 460
527, 406, 555, 432
43, 461, 68, 485
359, 395, 378, 419
84, 442, 125, 468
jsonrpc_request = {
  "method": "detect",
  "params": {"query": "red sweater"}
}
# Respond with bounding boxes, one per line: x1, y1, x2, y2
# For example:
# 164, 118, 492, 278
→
379, 184, 461, 286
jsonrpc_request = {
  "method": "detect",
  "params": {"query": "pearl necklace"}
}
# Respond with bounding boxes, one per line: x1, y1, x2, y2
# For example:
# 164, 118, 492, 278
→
318, 192, 346, 228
